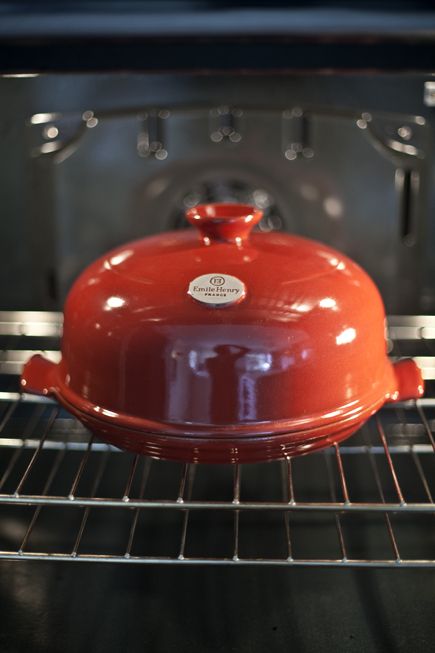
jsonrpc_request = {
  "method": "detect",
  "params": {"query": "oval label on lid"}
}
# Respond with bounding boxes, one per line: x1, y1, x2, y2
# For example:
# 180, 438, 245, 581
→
188, 273, 246, 307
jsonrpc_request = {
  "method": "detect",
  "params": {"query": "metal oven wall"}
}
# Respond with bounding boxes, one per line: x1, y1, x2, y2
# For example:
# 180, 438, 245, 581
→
1, 73, 435, 314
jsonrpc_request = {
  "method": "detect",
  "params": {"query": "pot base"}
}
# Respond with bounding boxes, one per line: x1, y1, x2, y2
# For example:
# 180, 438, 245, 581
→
66, 403, 367, 463
21, 355, 390, 463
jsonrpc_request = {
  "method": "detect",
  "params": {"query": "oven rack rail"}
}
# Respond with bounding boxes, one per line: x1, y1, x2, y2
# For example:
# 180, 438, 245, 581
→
0, 312, 434, 567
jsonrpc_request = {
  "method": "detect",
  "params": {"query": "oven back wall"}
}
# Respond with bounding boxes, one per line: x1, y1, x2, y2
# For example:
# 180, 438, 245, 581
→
1, 72, 434, 314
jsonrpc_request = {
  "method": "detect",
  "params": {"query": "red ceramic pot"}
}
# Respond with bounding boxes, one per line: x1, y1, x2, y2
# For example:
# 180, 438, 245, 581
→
21, 203, 424, 463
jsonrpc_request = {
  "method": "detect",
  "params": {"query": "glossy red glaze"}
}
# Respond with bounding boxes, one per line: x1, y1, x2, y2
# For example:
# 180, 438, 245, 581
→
21, 203, 424, 463
186, 202, 263, 244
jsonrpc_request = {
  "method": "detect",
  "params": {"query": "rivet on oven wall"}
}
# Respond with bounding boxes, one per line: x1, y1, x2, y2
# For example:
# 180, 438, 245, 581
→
356, 112, 372, 129
397, 125, 413, 141
137, 110, 169, 160
82, 110, 98, 128
282, 108, 313, 160
209, 106, 242, 144
43, 126, 59, 139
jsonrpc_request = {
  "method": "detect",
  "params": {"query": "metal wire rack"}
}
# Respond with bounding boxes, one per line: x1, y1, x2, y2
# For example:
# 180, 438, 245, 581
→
0, 312, 435, 567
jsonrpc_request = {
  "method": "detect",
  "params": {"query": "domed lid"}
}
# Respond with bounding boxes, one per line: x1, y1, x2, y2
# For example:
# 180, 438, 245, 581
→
53, 202, 396, 437
106, 203, 342, 294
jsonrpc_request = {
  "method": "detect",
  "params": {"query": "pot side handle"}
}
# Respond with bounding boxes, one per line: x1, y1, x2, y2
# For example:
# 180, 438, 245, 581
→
389, 358, 424, 403
20, 354, 57, 396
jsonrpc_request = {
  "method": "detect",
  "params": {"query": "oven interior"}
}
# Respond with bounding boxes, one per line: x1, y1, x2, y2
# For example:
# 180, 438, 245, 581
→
1, 10, 435, 649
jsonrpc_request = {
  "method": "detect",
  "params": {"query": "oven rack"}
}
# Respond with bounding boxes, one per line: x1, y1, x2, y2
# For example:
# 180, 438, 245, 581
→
0, 312, 434, 567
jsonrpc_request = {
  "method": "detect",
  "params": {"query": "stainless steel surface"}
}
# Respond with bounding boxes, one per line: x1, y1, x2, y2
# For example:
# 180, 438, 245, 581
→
2, 73, 435, 314
29, 101, 429, 312
424, 81, 435, 106
0, 312, 434, 567
3, 6, 435, 39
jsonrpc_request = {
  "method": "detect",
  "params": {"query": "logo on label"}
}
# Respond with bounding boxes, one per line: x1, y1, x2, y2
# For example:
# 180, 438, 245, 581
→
188, 273, 246, 307
210, 276, 225, 286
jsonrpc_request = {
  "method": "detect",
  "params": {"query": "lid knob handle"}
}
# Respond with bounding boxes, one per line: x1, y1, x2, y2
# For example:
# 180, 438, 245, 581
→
186, 203, 263, 244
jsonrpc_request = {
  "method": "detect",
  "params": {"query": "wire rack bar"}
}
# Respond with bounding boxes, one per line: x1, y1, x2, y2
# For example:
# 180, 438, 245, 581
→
334, 444, 350, 503
232, 465, 241, 560
19, 448, 66, 553
281, 462, 293, 560
125, 458, 152, 558
0, 398, 20, 432
14, 407, 59, 496
178, 464, 196, 559
1, 496, 434, 511
2, 439, 434, 455
71, 452, 109, 556
122, 454, 139, 501
416, 402, 435, 453
0, 402, 45, 492
365, 425, 402, 562
68, 435, 95, 500
375, 416, 406, 505
1, 552, 434, 568
324, 451, 348, 561
411, 450, 434, 503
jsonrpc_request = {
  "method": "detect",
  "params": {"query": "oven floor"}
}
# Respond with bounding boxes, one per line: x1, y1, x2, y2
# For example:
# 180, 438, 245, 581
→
0, 562, 434, 653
